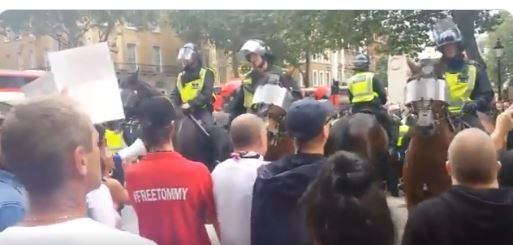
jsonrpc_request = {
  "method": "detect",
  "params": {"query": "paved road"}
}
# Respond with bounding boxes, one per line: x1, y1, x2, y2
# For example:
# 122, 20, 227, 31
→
121, 196, 407, 245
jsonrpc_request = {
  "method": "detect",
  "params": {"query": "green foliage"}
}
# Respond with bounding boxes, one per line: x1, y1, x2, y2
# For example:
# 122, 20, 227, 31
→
0, 10, 159, 48
374, 56, 389, 87
484, 11, 513, 90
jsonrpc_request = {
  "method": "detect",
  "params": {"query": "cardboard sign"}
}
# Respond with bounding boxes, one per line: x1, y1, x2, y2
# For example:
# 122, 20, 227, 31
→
49, 42, 125, 124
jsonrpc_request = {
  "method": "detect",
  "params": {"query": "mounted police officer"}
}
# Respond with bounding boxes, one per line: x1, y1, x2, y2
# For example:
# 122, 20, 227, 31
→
433, 18, 494, 129
170, 43, 216, 128
347, 53, 398, 154
228, 39, 302, 123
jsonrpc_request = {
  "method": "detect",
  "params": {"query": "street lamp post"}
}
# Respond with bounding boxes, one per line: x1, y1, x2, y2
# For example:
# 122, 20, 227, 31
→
494, 38, 505, 101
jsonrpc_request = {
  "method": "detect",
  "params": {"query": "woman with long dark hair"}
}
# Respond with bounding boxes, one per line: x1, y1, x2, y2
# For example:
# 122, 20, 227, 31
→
302, 151, 395, 245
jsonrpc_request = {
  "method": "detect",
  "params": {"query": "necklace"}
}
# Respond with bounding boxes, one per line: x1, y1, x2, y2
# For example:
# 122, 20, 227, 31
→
23, 214, 83, 224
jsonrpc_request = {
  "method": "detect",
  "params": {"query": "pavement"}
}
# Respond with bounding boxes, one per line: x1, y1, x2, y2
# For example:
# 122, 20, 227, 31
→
120, 195, 407, 245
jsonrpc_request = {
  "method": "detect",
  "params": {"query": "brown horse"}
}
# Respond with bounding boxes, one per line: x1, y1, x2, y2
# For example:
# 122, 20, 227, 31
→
325, 111, 392, 192
259, 104, 295, 161
402, 59, 495, 210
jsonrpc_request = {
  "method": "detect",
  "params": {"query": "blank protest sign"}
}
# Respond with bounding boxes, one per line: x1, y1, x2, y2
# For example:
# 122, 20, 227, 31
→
49, 42, 125, 124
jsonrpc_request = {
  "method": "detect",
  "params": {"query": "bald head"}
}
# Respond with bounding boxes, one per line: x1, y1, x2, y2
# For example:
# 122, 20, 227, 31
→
448, 128, 499, 185
230, 113, 267, 152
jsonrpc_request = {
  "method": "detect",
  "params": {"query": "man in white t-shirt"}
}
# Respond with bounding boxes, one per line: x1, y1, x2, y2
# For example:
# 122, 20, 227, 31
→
212, 113, 269, 245
87, 183, 121, 229
0, 95, 154, 245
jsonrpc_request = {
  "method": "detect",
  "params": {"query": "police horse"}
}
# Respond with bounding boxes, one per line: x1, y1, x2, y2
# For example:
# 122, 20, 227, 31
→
119, 70, 232, 171
402, 59, 495, 210
250, 77, 296, 161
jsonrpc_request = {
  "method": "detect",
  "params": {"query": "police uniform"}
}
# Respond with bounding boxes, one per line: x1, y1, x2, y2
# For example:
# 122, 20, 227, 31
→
435, 59, 493, 130
105, 128, 126, 154
229, 66, 301, 123
432, 18, 493, 129
171, 67, 216, 128
347, 70, 397, 149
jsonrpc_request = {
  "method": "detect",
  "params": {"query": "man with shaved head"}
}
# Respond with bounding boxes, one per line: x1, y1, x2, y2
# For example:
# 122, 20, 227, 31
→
211, 113, 268, 245
403, 127, 513, 245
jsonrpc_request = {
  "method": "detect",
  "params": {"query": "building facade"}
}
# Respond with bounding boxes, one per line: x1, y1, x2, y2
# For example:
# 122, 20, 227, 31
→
2, 22, 243, 93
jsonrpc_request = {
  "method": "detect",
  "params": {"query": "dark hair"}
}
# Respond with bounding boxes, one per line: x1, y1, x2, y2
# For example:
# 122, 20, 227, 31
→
1, 95, 93, 194
95, 124, 106, 145
94, 124, 106, 174
137, 96, 176, 149
302, 151, 395, 245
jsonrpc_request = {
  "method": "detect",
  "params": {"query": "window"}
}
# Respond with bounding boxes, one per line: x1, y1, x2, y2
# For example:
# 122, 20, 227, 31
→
320, 71, 324, 85
327, 72, 330, 83
152, 46, 162, 73
313, 71, 318, 86
127, 43, 137, 70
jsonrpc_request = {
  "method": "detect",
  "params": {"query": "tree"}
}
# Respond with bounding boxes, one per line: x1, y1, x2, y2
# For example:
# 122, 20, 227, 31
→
168, 10, 502, 86
0, 10, 159, 49
484, 11, 513, 93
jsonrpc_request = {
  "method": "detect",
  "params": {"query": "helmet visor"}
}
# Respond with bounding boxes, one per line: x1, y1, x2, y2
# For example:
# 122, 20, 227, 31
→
177, 47, 195, 63
433, 18, 462, 47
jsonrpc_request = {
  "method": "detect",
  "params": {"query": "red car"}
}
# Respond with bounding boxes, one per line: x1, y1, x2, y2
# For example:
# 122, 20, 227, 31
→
214, 79, 242, 112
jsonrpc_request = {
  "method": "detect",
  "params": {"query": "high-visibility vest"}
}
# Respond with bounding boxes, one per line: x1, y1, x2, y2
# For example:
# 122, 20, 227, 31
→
177, 68, 216, 106
105, 129, 125, 153
396, 124, 410, 147
348, 72, 378, 103
242, 72, 254, 110
445, 64, 477, 114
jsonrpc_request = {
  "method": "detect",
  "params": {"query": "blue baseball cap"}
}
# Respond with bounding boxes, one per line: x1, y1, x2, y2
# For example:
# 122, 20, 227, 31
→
286, 98, 334, 141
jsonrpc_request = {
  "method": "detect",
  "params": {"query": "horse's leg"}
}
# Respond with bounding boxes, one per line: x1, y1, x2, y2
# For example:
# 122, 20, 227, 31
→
402, 158, 425, 211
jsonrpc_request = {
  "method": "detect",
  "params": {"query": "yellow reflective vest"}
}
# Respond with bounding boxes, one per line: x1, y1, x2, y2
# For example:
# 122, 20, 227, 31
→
348, 72, 378, 103
105, 129, 125, 153
396, 124, 410, 147
177, 68, 216, 107
242, 72, 254, 110
445, 64, 477, 114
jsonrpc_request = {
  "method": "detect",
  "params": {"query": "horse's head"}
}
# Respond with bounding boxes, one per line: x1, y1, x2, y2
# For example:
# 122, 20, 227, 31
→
405, 59, 450, 136
251, 83, 294, 146
119, 69, 162, 118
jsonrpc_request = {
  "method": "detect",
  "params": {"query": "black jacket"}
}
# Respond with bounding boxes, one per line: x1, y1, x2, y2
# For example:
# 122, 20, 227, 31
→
170, 64, 215, 111
251, 153, 326, 245
228, 66, 302, 123
402, 185, 513, 245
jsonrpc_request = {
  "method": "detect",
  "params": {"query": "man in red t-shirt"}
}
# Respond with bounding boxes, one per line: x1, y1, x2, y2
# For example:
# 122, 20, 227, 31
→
125, 96, 218, 245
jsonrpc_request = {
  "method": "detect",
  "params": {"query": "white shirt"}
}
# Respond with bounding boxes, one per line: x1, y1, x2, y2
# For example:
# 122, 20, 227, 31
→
86, 183, 121, 229
211, 153, 268, 245
0, 218, 156, 245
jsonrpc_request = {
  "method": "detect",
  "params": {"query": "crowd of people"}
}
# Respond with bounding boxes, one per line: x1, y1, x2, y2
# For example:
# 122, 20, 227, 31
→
1, 93, 513, 245
1, 17, 513, 245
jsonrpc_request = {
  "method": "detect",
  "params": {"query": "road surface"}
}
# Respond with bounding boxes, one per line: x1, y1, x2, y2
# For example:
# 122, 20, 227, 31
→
121, 196, 407, 245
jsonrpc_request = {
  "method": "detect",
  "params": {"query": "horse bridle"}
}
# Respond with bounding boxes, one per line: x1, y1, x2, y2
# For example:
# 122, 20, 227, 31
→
408, 100, 450, 130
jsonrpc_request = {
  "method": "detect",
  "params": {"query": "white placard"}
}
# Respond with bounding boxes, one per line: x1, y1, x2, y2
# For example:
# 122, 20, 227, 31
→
49, 43, 125, 124
387, 55, 410, 105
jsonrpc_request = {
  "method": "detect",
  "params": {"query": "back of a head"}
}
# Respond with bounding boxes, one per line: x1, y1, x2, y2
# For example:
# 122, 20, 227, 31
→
229, 113, 266, 150
136, 96, 176, 149
1, 95, 93, 194
448, 128, 498, 185
302, 151, 395, 245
